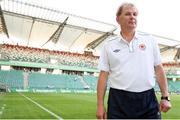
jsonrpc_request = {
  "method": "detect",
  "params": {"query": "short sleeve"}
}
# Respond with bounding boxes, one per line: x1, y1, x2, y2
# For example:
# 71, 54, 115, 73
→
98, 43, 110, 72
152, 38, 162, 66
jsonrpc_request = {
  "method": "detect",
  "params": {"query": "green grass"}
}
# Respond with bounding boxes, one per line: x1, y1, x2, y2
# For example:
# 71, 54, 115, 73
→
0, 92, 179, 119
160, 94, 180, 119
0, 93, 54, 119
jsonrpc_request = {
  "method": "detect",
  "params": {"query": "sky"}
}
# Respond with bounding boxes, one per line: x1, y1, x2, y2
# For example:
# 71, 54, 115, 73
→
24, 0, 180, 43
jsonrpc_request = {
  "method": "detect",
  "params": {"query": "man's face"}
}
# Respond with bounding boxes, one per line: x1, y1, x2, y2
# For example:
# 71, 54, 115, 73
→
116, 6, 138, 30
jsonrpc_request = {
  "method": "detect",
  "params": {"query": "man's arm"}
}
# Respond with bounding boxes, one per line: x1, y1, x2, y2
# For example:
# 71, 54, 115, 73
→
96, 71, 109, 119
155, 64, 169, 96
155, 64, 171, 112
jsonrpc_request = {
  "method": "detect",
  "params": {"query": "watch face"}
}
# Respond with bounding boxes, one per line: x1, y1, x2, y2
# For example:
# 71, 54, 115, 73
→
167, 97, 170, 101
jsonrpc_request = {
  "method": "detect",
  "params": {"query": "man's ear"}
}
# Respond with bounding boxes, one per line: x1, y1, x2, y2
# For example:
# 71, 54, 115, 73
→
116, 16, 120, 24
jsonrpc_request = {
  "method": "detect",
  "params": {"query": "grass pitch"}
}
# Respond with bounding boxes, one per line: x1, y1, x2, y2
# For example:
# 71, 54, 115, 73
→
0, 92, 179, 119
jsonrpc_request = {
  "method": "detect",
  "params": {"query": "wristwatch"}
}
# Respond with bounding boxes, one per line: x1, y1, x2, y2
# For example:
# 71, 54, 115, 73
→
161, 96, 170, 101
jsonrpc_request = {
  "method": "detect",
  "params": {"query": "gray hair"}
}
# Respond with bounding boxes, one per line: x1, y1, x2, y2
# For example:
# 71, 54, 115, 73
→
116, 2, 137, 17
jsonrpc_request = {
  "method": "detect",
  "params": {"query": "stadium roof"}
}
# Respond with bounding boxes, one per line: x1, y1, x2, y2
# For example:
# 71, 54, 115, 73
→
0, 0, 179, 62
0, 0, 117, 53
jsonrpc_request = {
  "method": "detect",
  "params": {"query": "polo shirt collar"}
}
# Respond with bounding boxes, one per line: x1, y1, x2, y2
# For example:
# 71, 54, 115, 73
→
118, 31, 139, 43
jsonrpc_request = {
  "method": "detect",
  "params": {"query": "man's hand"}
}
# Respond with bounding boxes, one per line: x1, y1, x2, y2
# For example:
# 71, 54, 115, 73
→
160, 100, 172, 112
96, 71, 108, 119
96, 105, 107, 119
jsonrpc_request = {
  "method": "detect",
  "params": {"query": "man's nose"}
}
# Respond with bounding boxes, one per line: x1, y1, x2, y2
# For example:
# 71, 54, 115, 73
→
130, 14, 136, 19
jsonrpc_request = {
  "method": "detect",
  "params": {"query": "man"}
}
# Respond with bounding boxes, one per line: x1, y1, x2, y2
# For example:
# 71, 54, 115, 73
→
96, 2, 171, 119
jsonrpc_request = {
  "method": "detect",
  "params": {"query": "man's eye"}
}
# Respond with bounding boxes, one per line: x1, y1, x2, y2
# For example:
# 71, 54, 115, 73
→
133, 13, 138, 16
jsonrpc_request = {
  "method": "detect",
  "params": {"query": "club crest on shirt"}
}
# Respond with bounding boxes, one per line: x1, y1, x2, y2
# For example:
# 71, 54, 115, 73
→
113, 49, 121, 53
139, 44, 146, 50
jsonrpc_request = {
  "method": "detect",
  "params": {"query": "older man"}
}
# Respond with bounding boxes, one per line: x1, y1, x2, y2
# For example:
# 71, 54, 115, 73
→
96, 2, 171, 119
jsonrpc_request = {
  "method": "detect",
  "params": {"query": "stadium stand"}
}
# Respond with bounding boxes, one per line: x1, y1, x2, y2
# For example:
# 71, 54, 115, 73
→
0, 43, 180, 93
28, 73, 85, 90
0, 44, 99, 69
0, 70, 99, 91
0, 70, 23, 89
83, 75, 98, 90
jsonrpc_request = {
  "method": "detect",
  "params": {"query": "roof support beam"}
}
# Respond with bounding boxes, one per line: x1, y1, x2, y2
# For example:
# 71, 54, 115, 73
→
51, 17, 69, 44
160, 43, 180, 53
85, 32, 114, 50
174, 48, 180, 61
0, 5, 9, 38
160, 46, 173, 53
69, 30, 86, 50
41, 17, 68, 47
27, 18, 35, 46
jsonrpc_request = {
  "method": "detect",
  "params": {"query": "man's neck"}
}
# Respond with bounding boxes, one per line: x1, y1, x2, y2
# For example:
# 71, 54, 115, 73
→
120, 30, 135, 43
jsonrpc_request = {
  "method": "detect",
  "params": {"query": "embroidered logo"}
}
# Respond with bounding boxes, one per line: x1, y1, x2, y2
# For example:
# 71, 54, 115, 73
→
139, 44, 146, 50
113, 49, 121, 53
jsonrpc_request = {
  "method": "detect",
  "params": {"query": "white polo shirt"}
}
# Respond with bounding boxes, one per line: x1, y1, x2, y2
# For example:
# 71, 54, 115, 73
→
98, 32, 162, 92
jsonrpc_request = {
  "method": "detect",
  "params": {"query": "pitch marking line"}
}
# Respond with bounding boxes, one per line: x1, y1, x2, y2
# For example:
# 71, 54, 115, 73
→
20, 93, 63, 120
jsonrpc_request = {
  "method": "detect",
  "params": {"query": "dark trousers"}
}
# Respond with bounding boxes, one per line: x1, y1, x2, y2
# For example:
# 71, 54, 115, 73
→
107, 88, 161, 119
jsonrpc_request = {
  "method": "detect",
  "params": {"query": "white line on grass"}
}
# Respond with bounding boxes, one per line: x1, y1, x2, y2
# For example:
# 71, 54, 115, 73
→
1, 107, 4, 110
20, 93, 63, 120
0, 110, 3, 118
